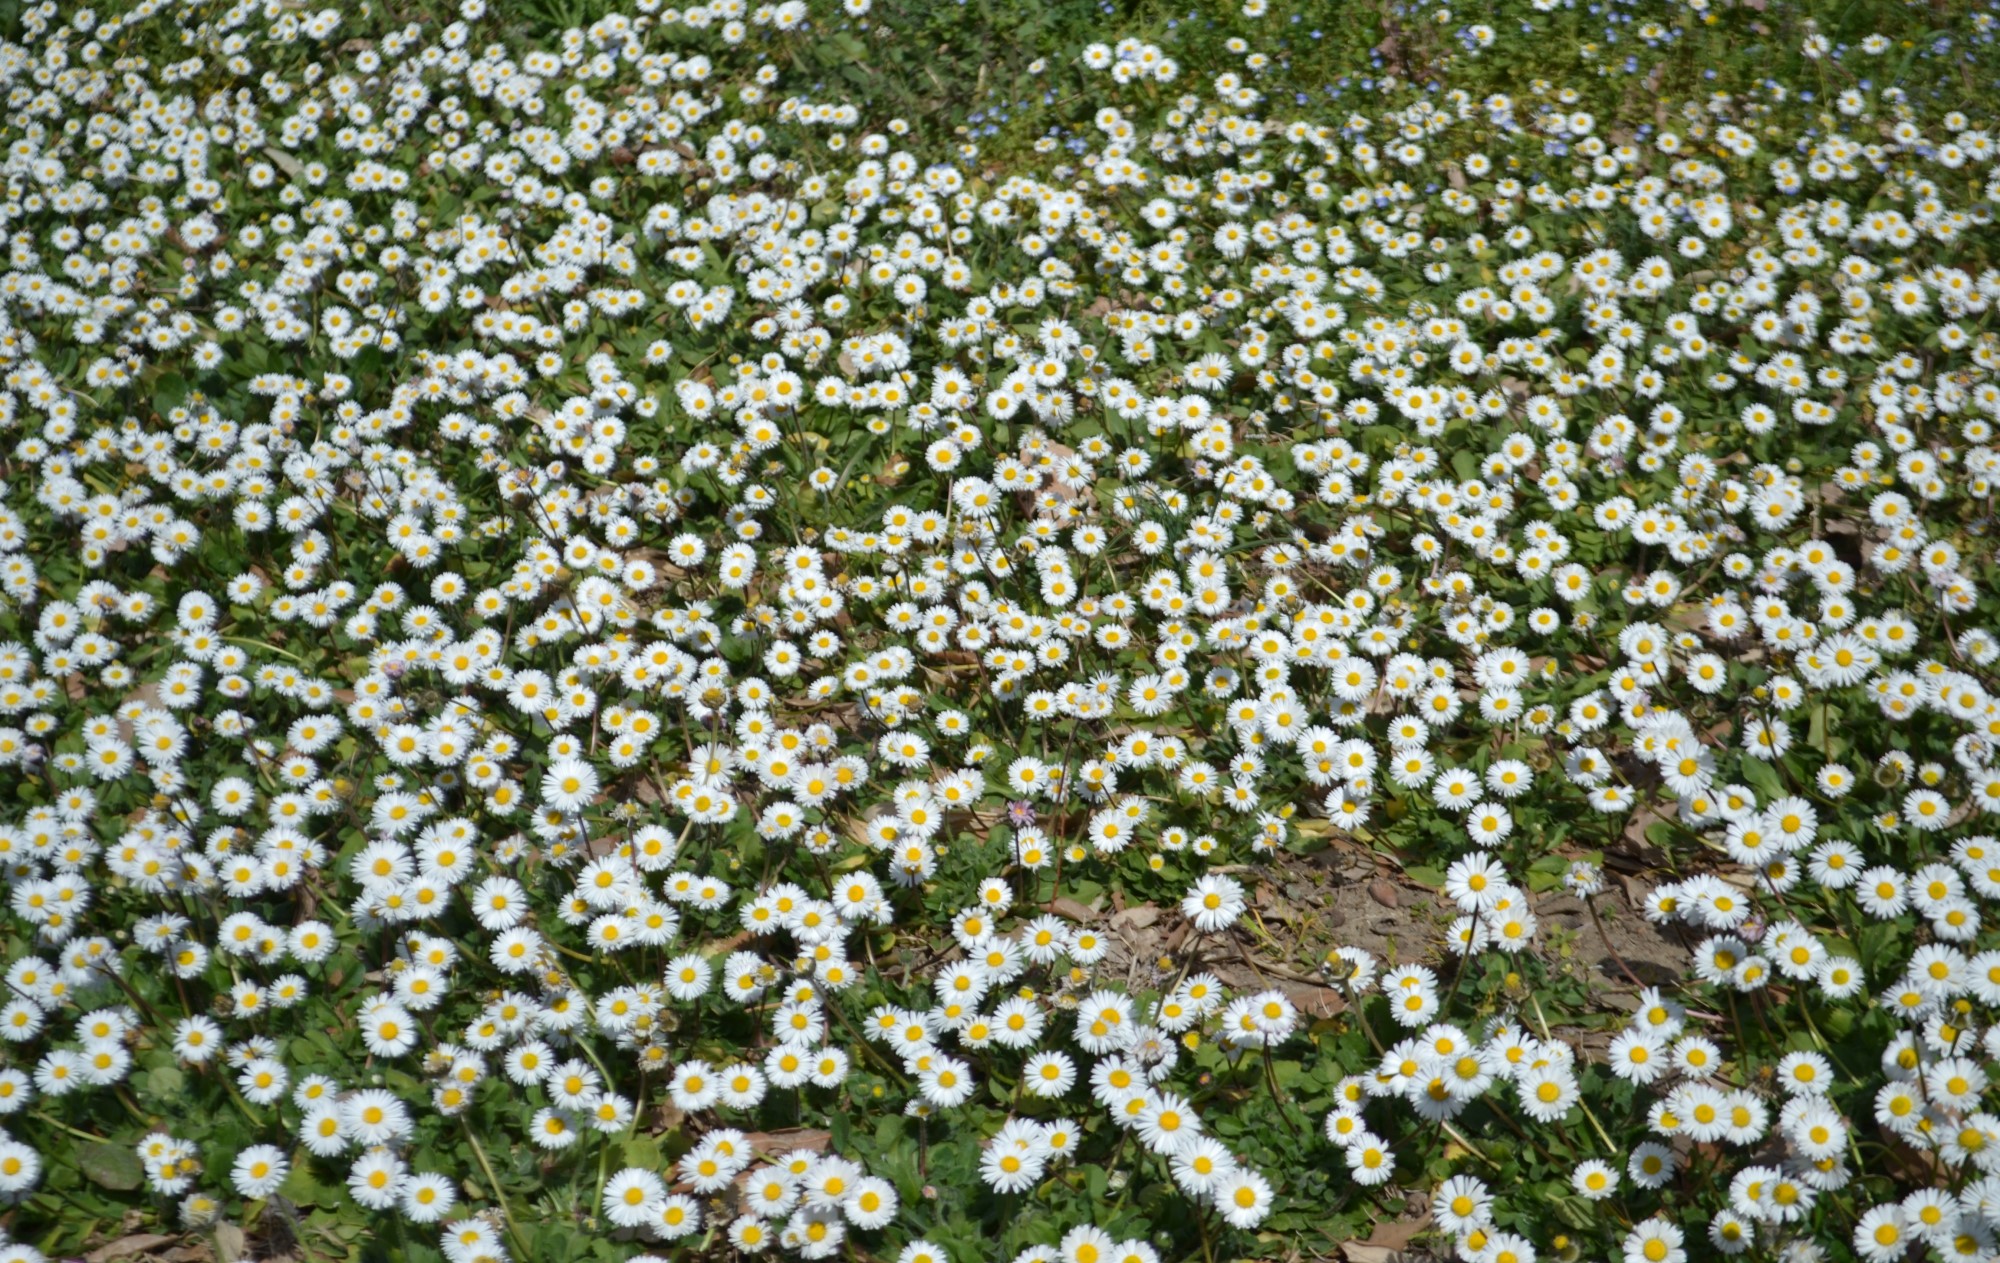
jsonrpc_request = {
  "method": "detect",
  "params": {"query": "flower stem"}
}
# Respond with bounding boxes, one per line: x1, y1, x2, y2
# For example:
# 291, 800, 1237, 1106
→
462, 1117, 530, 1258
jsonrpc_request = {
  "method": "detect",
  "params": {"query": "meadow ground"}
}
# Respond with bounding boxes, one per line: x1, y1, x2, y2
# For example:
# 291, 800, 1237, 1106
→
0, 2, 1998, 1263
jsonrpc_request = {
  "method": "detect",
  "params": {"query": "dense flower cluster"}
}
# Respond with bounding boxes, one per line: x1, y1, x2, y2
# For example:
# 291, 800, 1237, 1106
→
0, 0, 1998, 1260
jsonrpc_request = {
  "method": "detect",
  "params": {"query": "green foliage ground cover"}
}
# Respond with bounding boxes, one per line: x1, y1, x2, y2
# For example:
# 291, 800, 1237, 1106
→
0, 2, 1998, 1263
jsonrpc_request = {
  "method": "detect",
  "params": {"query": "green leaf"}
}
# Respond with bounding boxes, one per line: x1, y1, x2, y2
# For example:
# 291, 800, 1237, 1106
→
152, 371, 187, 418
138, 1063, 185, 1105
1739, 758, 1784, 802
1545, 1190, 1596, 1229
622, 1134, 664, 1171
279, 1161, 345, 1209
874, 1113, 906, 1150
75, 1140, 144, 1191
